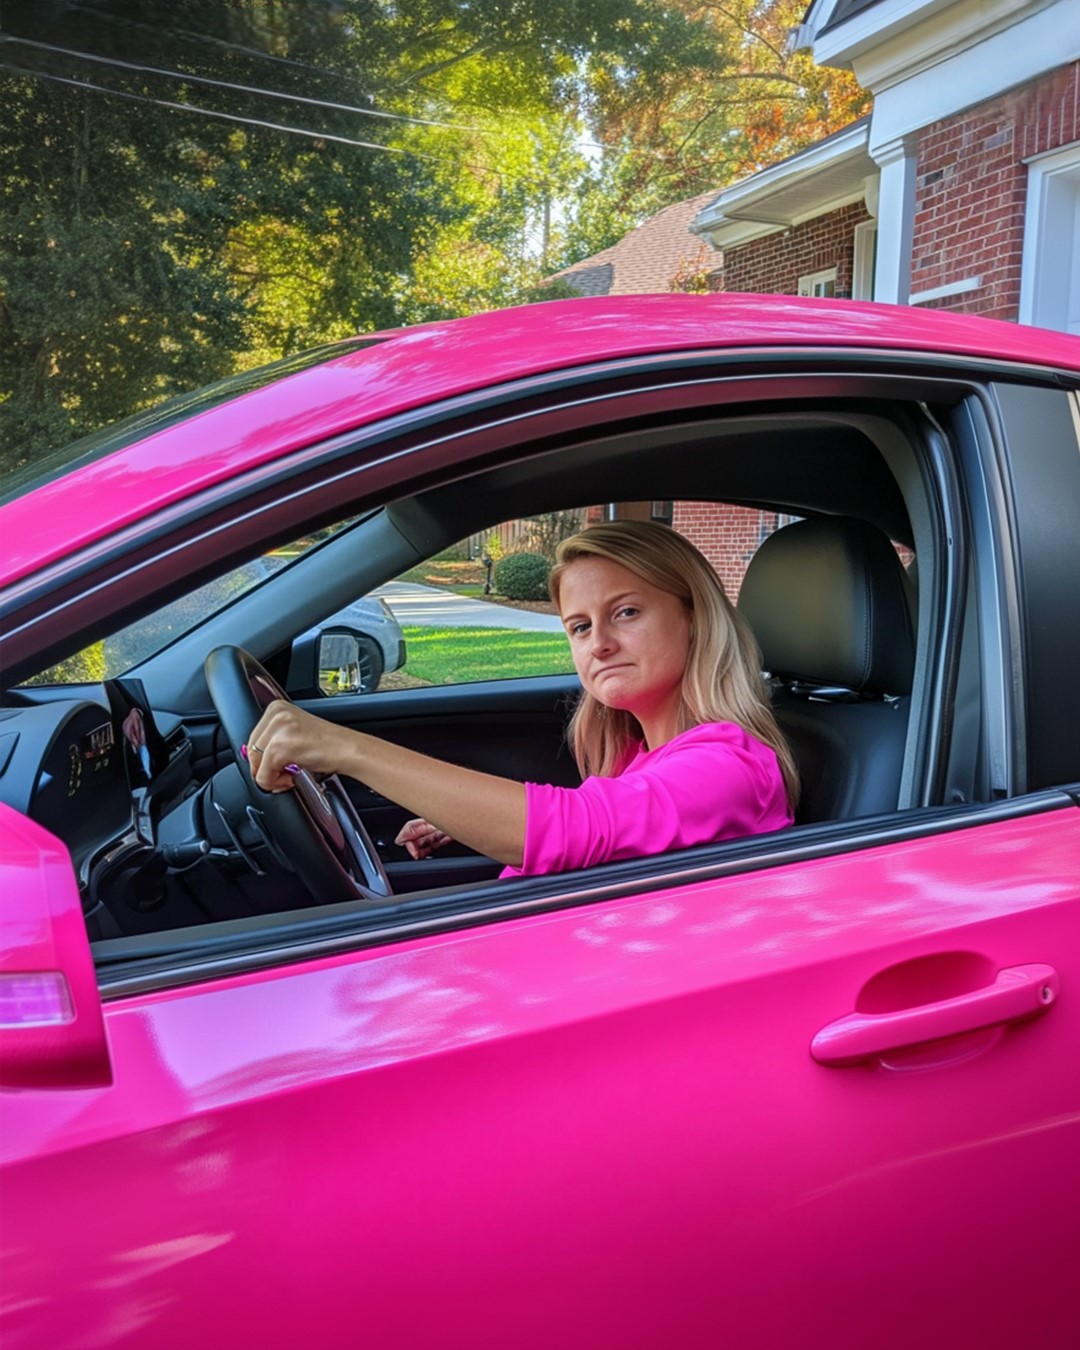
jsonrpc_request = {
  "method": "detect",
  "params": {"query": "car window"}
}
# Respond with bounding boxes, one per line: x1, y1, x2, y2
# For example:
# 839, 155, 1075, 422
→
367, 505, 804, 693
23, 523, 357, 686
372, 514, 582, 692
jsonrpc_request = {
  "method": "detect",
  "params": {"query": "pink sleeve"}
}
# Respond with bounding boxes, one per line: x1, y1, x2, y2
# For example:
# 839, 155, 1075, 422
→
507, 723, 792, 878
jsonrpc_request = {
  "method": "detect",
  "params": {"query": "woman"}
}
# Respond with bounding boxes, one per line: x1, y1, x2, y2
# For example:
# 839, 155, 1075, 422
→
247, 520, 797, 876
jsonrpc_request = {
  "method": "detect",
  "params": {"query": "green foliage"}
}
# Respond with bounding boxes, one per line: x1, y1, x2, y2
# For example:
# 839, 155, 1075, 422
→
494, 551, 550, 601
0, 0, 866, 478
23, 641, 106, 686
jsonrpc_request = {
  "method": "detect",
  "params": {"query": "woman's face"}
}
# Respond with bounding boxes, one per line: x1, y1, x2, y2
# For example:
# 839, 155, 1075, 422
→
558, 555, 692, 748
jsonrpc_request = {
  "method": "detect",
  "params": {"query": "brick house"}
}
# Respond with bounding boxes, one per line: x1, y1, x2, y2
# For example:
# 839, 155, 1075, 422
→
692, 0, 1080, 329
669, 0, 1080, 590
547, 0, 1080, 595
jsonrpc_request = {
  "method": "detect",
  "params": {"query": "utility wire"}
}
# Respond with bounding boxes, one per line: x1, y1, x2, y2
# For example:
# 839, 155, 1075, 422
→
0, 60, 554, 188
0, 63, 429, 158
63, 2, 617, 152
69, 0, 383, 101
0, 35, 491, 133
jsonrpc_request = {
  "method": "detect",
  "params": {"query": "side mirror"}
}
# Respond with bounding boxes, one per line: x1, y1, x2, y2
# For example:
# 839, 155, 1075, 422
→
286, 627, 381, 699
0, 804, 112, 1089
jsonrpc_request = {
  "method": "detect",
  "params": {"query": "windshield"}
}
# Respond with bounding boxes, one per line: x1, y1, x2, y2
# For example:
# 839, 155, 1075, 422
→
23, 527, 352, 685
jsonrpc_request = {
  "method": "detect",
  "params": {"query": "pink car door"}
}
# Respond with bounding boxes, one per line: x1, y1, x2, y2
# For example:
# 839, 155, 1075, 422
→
3, 797, 1079, 1348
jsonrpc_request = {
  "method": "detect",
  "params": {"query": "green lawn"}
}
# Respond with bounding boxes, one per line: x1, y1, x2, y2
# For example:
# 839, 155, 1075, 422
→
400, 626, 574, 685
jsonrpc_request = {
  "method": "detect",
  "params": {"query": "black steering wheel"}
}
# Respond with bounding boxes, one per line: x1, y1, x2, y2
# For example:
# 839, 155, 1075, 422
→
204, 645, 392, 905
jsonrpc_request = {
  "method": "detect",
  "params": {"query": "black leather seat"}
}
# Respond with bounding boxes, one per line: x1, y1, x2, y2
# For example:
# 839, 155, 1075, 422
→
737, 516, 916, 824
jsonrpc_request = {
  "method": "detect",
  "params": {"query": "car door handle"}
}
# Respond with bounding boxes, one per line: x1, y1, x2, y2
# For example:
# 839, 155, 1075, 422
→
811, 963, 1059, 1067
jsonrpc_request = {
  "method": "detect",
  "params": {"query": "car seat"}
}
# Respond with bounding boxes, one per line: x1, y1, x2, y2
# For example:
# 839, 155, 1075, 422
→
737, 516, 916, 824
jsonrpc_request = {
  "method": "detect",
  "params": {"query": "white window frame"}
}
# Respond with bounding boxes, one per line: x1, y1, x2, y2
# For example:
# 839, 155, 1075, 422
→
1020, 141, 1080, 334
852, 221, 877, 301
797, 268, 838, 298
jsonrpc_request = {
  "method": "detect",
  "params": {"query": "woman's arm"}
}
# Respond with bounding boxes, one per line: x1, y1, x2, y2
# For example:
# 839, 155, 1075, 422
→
248, 700, 527, 867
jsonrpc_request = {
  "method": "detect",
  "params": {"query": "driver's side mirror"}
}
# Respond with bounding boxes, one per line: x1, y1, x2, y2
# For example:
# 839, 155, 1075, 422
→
286, 627, 379, 699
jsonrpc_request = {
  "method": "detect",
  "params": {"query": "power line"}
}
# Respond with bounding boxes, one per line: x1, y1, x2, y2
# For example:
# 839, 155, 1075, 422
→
62, 2, 617, 152
0, 60, 553, 188
0, 63, 427, 158
0, 35, 491, 134
69, 0, 383, 102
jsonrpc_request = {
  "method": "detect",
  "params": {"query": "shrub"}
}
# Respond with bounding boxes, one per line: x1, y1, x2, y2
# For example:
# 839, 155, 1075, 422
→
494, 551, 550, 601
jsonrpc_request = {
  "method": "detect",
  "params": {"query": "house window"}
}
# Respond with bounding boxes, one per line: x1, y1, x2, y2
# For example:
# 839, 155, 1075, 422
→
797, 268, 837, 298
1020, 143, 1080, 334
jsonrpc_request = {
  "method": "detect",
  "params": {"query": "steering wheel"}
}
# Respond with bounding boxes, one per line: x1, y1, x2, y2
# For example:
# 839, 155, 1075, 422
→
204, 645, 392, 905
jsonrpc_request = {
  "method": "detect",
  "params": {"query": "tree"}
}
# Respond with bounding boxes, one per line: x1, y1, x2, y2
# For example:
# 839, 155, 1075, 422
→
552, 0, 869, 270
0, 0, 865, 473
0, 0, 740, 467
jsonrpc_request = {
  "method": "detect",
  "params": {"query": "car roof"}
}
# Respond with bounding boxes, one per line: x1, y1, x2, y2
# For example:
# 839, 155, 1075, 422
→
3, 293, 1079, 587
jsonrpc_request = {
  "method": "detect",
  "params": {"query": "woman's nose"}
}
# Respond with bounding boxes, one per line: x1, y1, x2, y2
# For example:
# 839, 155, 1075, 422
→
590, 623, 617, 656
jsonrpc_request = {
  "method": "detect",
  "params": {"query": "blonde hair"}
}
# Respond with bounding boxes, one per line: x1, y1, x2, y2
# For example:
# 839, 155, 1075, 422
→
549, 520, 799, 808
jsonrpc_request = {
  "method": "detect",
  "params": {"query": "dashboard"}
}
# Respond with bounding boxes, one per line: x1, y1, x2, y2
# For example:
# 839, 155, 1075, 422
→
0, 700, 132, 876
0, 691, 194, 888
0, 687, 315, 939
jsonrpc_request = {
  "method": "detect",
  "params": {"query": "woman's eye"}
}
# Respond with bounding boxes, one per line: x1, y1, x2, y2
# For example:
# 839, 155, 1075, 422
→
569, 622, 590, 637
616, 606, 639, 620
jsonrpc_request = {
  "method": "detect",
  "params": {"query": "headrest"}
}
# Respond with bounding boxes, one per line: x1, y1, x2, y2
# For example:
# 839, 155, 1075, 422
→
737, 517, 915, 695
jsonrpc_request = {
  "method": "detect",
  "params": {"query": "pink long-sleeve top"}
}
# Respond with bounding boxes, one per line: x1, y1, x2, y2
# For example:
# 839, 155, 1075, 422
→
501, 721, 793, 878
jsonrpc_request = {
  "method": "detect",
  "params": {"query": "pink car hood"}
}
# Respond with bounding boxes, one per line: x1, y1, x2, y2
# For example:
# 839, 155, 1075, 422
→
4, 294, 1080, 588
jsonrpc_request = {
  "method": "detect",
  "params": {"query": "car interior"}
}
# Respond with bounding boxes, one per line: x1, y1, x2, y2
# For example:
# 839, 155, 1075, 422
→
3, 364, 993, 983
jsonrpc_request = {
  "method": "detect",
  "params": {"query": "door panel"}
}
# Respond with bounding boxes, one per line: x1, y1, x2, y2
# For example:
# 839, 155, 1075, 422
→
3, 806, 1079, 1348
312, 674, 581, 784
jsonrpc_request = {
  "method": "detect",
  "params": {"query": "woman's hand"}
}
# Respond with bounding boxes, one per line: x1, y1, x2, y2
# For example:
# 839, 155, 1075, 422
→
246, 699, 348, 792
395, 818, 453, 860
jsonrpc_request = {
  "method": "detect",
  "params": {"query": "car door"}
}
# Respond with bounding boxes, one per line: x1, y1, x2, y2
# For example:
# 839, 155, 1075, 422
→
3, 794, 1080, 1348
5, 348, 1080, 1348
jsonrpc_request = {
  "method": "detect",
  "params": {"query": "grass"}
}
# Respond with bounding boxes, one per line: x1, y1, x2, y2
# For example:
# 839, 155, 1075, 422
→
400, 626, 574, 685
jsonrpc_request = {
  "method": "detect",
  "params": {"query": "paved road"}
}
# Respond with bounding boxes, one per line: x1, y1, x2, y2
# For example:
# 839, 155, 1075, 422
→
374, 581, 565, 633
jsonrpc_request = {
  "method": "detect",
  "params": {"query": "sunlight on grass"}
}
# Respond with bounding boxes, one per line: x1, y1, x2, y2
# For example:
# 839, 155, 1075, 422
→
400, 626, 575, 685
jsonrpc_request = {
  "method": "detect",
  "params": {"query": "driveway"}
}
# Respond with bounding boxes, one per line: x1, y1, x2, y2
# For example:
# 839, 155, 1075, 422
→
374, 581, 565, 633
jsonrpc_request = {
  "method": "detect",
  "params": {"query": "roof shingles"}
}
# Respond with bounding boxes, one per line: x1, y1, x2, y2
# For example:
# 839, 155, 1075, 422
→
554, 190, 722, 297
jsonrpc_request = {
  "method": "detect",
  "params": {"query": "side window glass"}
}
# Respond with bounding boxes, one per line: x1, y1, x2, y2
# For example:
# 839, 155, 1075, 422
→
23, 525, 355, 686
369, 515, 583, 692
364, 506, 807, 694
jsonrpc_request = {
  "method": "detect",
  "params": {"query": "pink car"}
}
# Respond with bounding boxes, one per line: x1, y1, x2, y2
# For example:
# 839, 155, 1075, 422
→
2, 295, 1080, 1347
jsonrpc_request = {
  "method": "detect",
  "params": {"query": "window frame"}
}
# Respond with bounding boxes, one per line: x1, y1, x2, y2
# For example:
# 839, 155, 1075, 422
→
1019, 141, 1080, 334
797, 268, 838, 298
